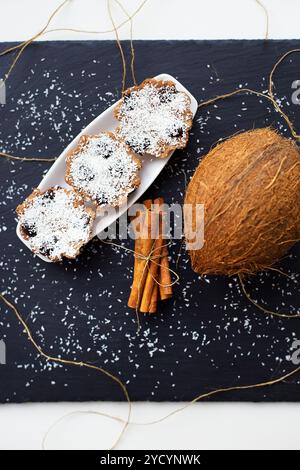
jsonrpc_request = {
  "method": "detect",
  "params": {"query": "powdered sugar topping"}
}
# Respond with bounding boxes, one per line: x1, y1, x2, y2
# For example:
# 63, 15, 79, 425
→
116, 81, 192, 157
67, 133, 140, 206
18, 187, 93, 261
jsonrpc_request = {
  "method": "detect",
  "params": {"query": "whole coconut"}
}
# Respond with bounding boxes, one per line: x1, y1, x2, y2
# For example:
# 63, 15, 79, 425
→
184, 128, 300, 276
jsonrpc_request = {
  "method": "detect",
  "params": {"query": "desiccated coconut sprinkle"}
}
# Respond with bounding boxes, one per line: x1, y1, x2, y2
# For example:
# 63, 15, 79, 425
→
17, 187, 94, 261
66, 133, 140, 207
116, 80, 192, 158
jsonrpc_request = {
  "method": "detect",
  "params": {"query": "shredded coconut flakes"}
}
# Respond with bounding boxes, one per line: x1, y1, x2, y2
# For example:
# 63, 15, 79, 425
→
116, 82, 192, 157
68, 134, 140, 206
18, 187, 92, 261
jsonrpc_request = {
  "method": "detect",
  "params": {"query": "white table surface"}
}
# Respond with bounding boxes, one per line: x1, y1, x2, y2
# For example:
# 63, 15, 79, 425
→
0, 0, 300, 451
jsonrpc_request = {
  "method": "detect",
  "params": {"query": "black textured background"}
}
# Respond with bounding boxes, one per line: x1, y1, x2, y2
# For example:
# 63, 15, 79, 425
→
0, 40, 300, 403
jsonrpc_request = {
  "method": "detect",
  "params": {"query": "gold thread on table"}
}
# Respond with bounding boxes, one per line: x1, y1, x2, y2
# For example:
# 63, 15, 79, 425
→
107, 0, 143, 91
269, 48, 300, 141
0, 0, 148, 55
0, 152, 56, 162
114, 0, 141, 86
197, 50, 300, 320
255, 0, 269, 40
2, 0, 70, 84
40, 361, 300, 431
238, 274, 300, 319
107, 0, 127, 94
3, 286, 300, 446
0, 0, 70, 163
0, 0, 148, 162
198, 51, 300, 142
1, 5, 297, 160
1, 1, 300, 448
266, 266, 296, 280
101, 239, 179, 333
0, 292, 132, 450
42, 409, 125, 449
111, 0, 146, 87
136, 362, 300, 425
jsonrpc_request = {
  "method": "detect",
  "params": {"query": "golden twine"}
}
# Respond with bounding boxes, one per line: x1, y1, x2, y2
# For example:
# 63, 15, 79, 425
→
269, 48, 300, 141
0, 0, 148, 162
101, 238, 179, 333
255, 0, 269, 40
0, 0, 71, 163
114, 0, 139, 86
0, 292, 131, 450
0, 1, 148, 55
107, 0, 143, 93
1, 0, 70, 84
0, 152, 56, 162
107, 0, 127, 95
136, 361, 300, 425
196, 49, 300, 319
239, 274, 300, 319
2, 289, 300, 448
42, 356, 300, 433
198, 51, 300, 142
1, 0, 300, 450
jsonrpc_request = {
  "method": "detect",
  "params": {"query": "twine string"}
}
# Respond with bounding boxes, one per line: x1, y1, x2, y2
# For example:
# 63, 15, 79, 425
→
45, 351, 300, 427
113, 0, 143, 86
107, 0, 127, 94
197, 51, 300, 319
40, 356, 300, 437
0, 292, 131, 451
101, 240, 180, 287
0, 0, 71, 163
101, 239, 179, 333
0, 0, 148, 56
255, 0, 269, 40
198, 52, 300, 142
1, 0, 300, 450
3, 0, 71, 84
267, 266, 296, 280
2, 290, 300, 449
0, 152, 56, 162
107, 0, 143, 92
268, 48, 300, 141
42, 409, 125, 449
238, 274, 300, 319
0, 0, 148, 162
137, 362, 300, 425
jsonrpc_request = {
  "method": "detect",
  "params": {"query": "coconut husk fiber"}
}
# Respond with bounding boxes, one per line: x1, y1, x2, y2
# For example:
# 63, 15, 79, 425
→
184, 128, 300, 276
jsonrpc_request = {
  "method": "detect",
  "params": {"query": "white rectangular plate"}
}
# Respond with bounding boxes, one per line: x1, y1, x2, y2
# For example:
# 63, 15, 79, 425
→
16, 73, 198, 262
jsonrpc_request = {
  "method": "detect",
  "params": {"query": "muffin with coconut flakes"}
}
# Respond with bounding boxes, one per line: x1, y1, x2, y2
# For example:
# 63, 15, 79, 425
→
115, 78, 193, 158
16, 186, 95, 262
65, 132, 141, 207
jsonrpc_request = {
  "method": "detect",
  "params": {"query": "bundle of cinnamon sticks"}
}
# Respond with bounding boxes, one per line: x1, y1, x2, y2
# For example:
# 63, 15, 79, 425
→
128, 198, 173, 314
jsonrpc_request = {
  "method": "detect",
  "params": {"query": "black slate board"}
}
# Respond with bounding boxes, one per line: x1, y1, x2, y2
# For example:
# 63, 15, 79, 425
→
0, 40, 300, 403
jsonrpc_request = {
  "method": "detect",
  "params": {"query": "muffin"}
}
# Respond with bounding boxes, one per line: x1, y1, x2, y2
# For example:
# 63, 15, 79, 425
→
65, 132, 141, 207
16, 186, 95, 262
115, 78, 193, 158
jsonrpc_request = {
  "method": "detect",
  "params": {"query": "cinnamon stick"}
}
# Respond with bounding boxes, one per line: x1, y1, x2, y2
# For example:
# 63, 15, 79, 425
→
158, 202, 172, 300
159, 245, 173, 300
149, 284, 158, 314
128, 199, 158, 309
139, 198, 164, 313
